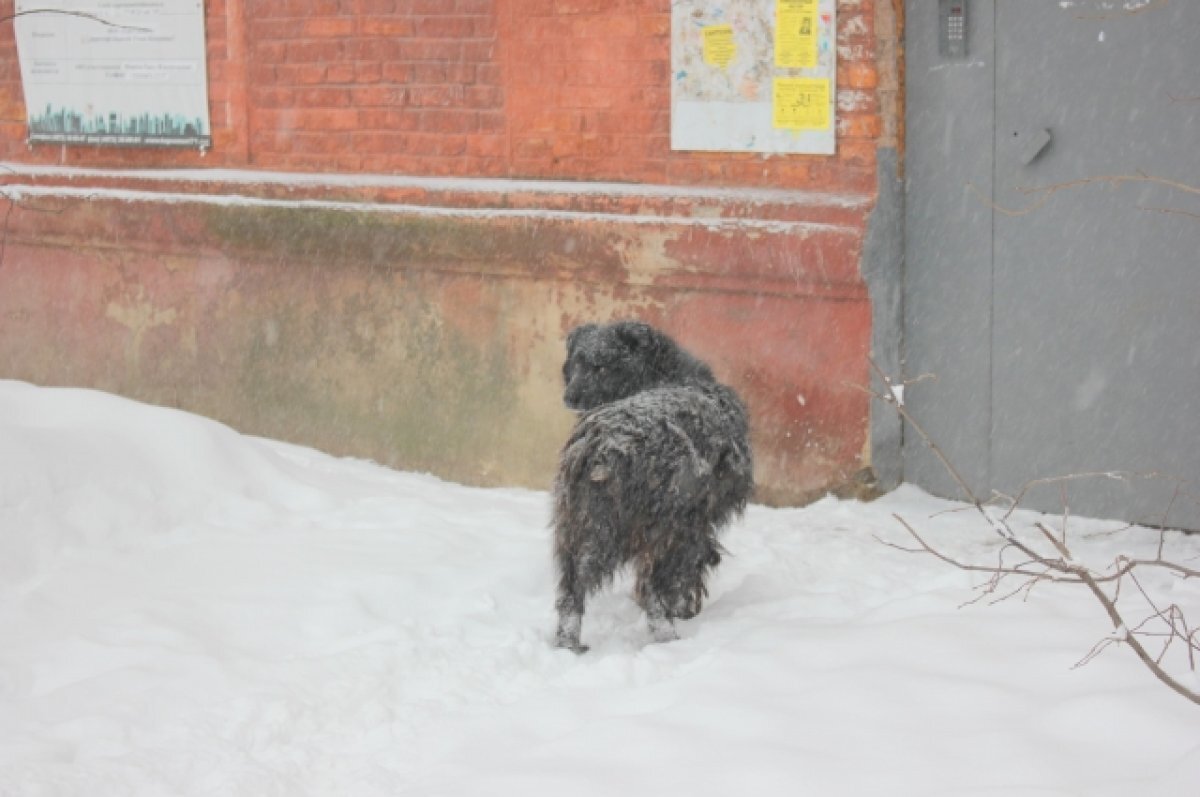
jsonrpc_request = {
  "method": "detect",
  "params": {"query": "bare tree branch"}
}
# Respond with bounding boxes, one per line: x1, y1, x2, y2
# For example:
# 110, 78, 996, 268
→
971, 174, 1200, 218
861, 360, 1200, 706
1034, 523, 1200, 706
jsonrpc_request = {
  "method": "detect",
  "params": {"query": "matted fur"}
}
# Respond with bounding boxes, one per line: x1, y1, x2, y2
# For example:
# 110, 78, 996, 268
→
552, 321, 754, 652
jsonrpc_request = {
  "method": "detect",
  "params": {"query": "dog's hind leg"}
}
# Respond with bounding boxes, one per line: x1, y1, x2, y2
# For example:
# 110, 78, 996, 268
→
634, 554, 681, 644
553, 550, 593, 654
635, 532, 722, 643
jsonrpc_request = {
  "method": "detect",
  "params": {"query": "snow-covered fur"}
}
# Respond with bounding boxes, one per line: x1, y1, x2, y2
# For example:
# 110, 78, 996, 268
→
553, 321, 754, 652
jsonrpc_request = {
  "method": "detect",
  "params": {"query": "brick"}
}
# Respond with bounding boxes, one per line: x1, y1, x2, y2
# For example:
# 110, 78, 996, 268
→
472, 16, 498, 38
421, 108, 480, 133
274, 64, 329, 85
327, 63, 359, 83
360, 18, 417, 37
297, 87, 352, 107
345, 0, 399, 14
358, 108, 422, 130
253, 87, 297, 108
302, 18, 356, 37
412, 63, 450, 84
417, 16, 477, 39
382, 63, 413, 83
350, 85, 407, 106
553, 0, 609, 14
462, 40, 497, 61
252, 41, 286, 62
843, 61, 878, 89
407, 86, 462, 107
570, 15, 639, 38
523, 17, 573, 40
250, 19, 304, 40
351, 131, 411, 152
637, 13, 670, 38
293, 109, 361, 131
476, 63, 503, 85
466, 133, 506, 158
286, 41, 344, 62
464, 85, 504, 108
836, 140, 878, 167
838, 113, 882, 139
404, 39, 465, 61
344, 39, 401, 61
477, 110, 507, 133
836, 89, 877, 114
274, 0, 341, 15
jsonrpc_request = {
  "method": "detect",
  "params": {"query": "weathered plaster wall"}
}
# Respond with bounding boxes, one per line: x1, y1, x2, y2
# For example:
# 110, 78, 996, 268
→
0, 173, 872, 504
0, 0, 904, 505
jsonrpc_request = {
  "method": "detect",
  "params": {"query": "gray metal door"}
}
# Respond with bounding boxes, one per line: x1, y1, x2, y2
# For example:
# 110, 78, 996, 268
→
905, 1, 1200, 529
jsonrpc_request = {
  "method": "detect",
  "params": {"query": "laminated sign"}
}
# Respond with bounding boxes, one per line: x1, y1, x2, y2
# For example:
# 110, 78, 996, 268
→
13, 0, 212, 148
671, 0, 836, 154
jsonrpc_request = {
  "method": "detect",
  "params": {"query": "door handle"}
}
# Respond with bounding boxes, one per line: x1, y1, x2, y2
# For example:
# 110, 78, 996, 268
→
1017, 127, 1053, 166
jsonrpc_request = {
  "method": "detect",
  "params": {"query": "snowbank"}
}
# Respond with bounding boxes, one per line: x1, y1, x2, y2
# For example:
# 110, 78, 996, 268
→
1, 381, 1197, 795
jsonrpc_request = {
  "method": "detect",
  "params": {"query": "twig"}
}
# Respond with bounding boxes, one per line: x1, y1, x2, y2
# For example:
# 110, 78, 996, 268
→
0, 9, 152, 33
1035, 523, 1200, 706
1139, 206, 1200, 221
1020, 173, 1200, 199
863, 359, 1200, 706
971, 174, 1200, 217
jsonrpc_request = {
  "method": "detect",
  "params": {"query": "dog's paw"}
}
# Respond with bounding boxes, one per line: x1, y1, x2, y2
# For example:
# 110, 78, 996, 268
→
647, 617, 680, 644
554, 636, 590, 655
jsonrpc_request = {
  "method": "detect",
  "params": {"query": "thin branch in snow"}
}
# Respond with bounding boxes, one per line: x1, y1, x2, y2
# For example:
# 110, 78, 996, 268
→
863, 359, 1200, 707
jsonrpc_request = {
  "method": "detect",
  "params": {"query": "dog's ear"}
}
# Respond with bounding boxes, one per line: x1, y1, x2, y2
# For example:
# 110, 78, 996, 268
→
566, 324, 598, 354
615, 321, 654, 351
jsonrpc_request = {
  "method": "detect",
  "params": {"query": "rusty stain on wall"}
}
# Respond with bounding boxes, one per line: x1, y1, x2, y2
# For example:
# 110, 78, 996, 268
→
0, 182, 875, 505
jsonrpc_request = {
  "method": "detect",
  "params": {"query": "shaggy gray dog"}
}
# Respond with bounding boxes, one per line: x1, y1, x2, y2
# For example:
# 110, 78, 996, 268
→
553, 321, 754, 652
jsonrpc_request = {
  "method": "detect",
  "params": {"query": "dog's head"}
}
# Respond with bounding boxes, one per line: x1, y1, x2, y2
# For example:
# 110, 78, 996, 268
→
561, 321, 712, 411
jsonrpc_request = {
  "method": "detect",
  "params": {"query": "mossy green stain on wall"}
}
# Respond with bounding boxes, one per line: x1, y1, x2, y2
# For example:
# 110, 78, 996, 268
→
205, 204, 499, 268
233, 261, 524, 484
201, 202, 630, 279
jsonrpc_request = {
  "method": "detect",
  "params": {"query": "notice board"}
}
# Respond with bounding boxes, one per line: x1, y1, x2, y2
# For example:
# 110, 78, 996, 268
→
13, 0, 212, 148
671, 0, 837, 155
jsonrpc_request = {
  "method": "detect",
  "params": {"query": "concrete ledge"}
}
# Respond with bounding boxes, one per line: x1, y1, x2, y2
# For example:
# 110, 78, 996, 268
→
0, 168, 874, 505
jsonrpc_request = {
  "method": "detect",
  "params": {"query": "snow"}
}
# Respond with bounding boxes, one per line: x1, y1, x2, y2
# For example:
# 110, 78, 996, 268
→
2, 380, 1198, 796
1, 184, 848, 236
0, 162, 874, 209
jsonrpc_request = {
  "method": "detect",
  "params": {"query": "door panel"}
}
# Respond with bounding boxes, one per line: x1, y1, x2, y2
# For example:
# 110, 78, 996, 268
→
902, 0, 996, 501
992, 3, 1200, 527
904, 1, 1200, 529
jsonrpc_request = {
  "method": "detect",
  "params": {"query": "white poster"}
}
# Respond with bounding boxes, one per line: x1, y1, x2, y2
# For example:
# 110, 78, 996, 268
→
671, 0, 836, 155
14, 0, 211, 148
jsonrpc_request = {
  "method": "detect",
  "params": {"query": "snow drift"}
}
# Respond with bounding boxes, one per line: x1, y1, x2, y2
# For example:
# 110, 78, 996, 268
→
1, 380, 1197, 796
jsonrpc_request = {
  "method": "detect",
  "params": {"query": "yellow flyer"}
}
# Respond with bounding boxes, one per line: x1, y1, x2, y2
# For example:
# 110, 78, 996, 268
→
772, 77, 830, 130
775, 0, 818, 69
701, 24, 737, 69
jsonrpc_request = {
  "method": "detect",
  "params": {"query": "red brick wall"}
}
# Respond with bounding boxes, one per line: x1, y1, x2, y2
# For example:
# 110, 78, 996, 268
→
0, 0, 892, 191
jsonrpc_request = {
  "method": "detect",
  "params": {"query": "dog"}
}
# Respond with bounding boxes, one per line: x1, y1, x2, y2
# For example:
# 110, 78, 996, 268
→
552, 320, 753, 652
